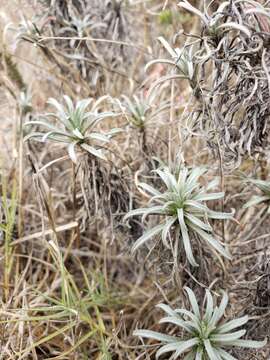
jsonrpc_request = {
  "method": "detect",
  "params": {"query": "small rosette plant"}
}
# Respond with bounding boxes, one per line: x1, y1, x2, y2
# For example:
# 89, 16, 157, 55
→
121, 93, 151, 130
24, 95, 121, 163
120, 92, 170, 130
124, 166, 233, 266
146, 36, 198, 90
134, 286, 267, 359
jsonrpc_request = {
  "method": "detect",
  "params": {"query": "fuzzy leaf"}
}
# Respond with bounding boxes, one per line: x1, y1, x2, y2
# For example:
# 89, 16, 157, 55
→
204, 339, 222, 360
133, 329, 176, 343
80, 143, 107, 161
217, 316, 249, 334
229, 338, 267, 349
161, 216, 177, 248
184, 287, 201, 319
178, 208, 198, 267
131, 223, 164, 253
67, 141, 79, 163
156, 338, 198, 359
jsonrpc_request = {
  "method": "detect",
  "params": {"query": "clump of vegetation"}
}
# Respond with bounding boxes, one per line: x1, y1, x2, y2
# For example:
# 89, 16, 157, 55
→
34, 0, 142, 95
134, 286, 267, 359
159, 9, 174, 25
121, 93, 153, 130
158, 0, 270, 165
120, 91, 170, 155
24, 95, 121, 163
1, 0, 270, 358
125, 165, 232, 266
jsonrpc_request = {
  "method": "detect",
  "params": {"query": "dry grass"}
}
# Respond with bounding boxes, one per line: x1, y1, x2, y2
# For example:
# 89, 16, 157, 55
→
0, 0, 270, 359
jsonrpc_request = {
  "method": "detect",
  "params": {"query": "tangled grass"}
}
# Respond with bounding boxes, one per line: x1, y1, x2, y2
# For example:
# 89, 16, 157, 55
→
0, 0, 270, 359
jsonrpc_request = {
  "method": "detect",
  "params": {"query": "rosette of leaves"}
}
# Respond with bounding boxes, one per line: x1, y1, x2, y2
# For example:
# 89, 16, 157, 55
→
58, 14, 106, 41
146, 37, 198, 92
121, 94, 151, 130
243, 178, 270, 213
124, 166, 232, 266
121, 92, 170, 130
13, 15, 42, 46
24, 95, 121, 163
134, 286, 267, 359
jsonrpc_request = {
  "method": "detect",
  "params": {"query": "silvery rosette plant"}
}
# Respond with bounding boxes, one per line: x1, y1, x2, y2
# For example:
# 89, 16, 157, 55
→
121, 94, 152, 130
121, 92, 170, 130
134, 287, 267, 359
24, 95, 121, 163
124, 165, 233, 266
13, 15, 42, 46
146, 37, 198, 91
244, 178, 270, 213
59, 14, 105, 40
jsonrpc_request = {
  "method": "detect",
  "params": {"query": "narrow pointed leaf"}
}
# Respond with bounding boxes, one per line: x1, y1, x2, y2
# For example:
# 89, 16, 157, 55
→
184, 287, 200, 319
229, 338, 267, 348
178, 208, 198, 267
67, 141, 79, 163
204, 339, 222, 360
217, 316, 249, 334
161, 216, 177, 248
216, 348, 238, 360
131, 223, 164, 253
80, 143, 107, 161
211, 330, 246, 343
133, 329, 176, 343
157, 338, 198, 359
